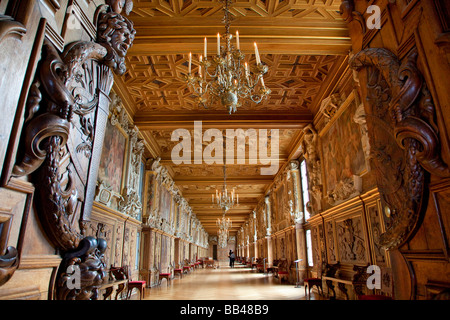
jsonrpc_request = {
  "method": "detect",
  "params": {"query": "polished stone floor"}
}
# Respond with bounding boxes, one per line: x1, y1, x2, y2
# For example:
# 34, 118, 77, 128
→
141, 261, 321, 300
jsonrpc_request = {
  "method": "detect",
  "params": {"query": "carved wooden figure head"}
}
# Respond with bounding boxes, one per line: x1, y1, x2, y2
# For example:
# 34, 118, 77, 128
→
97, 11, 136, 75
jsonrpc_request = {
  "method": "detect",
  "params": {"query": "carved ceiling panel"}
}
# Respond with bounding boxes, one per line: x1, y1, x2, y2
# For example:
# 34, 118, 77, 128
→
123, 53, 341, 113
148, 128, 298, 160
130, 0, 343, 20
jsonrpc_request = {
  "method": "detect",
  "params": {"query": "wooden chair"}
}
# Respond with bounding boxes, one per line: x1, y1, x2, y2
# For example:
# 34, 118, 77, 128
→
304, 263, 326, 299
124, 265, 146, 300
256, 258, 264, 273
183, 259, 191, 274
174, 265, 183, 279
108, 266, 128, 300
272, 260, 280, 277
277, 260, 289, 283
158, 271, 171, 286
304, 277, 323, 299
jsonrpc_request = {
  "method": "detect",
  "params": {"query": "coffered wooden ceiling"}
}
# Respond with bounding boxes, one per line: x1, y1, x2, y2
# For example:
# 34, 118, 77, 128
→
115, 0, 351, 236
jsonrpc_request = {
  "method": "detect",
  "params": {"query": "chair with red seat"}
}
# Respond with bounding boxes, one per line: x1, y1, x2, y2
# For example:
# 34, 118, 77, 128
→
277, 259, 290, 283
124, 265, 146, 300
304, 277, 323, 299
158, 271, 171, 286
174, 264, 183, 279
303, 263, 325, 299
183, 259, 191, 274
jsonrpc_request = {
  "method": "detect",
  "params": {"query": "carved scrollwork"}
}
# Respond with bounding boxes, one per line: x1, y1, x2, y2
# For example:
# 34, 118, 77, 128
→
339, 0, 366, 34
5, 3, 135, 292
350, 47, 449, 250
56, 236, 107, 300
0, 15, 26, 43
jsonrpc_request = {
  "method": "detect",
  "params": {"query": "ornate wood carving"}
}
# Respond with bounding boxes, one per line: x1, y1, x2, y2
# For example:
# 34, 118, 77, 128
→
5, 3, 136, 295
0, 247, 19, 287
336, 217, 366, 264
56, 236, 108, 300
349, 47, 450, 250
0, 15, 26, 43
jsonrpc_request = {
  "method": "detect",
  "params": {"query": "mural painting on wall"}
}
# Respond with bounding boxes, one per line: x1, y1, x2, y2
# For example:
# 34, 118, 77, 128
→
276, 184, 288, 223
139, 160, 145, 202
146, 173, 156, 218
160, 186, 172, 221
98, 120, 127, 197
161, 236, 168, 272
321, 99, 366, 198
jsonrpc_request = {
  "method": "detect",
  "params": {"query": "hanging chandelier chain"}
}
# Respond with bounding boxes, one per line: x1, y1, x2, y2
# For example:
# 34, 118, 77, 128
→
222, 0, 232, 51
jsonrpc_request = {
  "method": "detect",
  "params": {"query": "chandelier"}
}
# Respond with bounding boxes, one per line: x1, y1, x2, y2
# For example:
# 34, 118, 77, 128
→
185, 0, 270, 114
212, 165, 238, 212
212, 164, 236, 248
217, 213, 232, 248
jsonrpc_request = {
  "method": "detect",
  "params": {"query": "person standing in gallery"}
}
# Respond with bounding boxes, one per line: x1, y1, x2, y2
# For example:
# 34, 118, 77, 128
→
229, 251, 235, 268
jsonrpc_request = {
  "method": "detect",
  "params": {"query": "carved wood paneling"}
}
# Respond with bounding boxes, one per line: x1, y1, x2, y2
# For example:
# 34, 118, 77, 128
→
130, 0, 343, 20
342, 0, 450, 299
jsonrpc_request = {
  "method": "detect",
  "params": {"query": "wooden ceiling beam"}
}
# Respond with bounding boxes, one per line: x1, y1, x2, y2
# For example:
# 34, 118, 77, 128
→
174, 176, 272, 185
134, 112, 313, 130
182, 192, 263, 199
128, 16, 350, 55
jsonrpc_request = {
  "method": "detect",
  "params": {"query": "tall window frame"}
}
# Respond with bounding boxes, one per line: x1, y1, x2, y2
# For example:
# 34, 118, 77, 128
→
299, 158, 310, 221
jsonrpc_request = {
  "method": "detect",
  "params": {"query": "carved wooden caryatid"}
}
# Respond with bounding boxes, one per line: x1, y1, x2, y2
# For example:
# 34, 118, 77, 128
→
8, 2, 135, 298
349, 48, 450, 250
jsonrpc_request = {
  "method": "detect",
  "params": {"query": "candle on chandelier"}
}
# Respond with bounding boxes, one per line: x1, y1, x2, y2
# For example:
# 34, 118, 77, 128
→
236, 31, 240, 50
261, 77, 265, 88
244, 62, 249, 80
204, 37, 207, 59
254, 42, 260, 65
217, 33, 220, 55
188, 52, 192, 74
